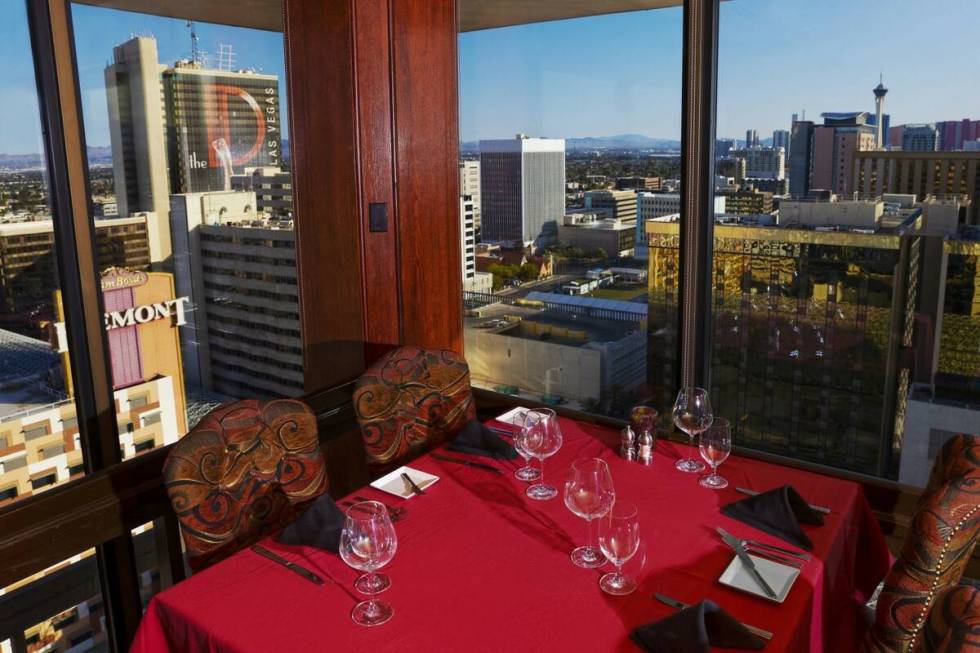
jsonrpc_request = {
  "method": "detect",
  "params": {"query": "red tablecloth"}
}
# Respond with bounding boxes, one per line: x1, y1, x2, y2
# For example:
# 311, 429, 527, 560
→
132, 419, 890, 652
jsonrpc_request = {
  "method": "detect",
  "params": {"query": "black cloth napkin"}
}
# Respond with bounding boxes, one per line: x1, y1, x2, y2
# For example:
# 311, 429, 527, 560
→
276, 492, 344, 552
632, 600, 766, 653
447, 419, 518, 460
721, 485, 824, 551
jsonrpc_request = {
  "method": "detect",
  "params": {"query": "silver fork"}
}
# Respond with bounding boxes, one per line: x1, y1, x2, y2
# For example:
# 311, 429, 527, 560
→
741, 538, 810, 561
743, 545, 803, 568
341, 500, 405, 522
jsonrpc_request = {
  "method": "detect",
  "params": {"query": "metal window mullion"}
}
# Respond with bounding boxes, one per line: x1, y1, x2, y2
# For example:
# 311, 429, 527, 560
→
26, 0, 140, 649
678, 0, 720, 390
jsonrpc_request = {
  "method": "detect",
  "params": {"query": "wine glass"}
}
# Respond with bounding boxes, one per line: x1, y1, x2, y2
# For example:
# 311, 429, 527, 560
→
517, 408, 563, 500
672, 387, 713, 473
338, 501, 398, 626
514, 409, 542, 482
598, 501, 641, 595
564, 458, 616, 568
699, 417, 732, 489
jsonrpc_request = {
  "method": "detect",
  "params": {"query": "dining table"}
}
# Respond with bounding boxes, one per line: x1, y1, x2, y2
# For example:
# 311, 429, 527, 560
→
132, 416, 891, 652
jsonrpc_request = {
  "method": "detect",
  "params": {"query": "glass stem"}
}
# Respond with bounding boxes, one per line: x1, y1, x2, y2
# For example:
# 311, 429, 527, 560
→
538, 457, 545, 486
688, 430, 696, 461
586, 516, 594, 553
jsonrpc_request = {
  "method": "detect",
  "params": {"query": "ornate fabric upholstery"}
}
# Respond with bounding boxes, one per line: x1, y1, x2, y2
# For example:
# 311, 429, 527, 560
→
163, 399, 328, 571
353, 346, 475, 471
864, 435, 980, 652
914, 584, 980, 652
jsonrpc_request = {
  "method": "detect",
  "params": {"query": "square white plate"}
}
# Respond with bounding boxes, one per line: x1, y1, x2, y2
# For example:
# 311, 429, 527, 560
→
494, 406, 531, 427
369, 466, 439, 499
719, 553, 800, 603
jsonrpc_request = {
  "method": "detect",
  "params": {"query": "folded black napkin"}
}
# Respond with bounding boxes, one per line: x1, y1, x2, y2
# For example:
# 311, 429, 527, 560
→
632, 600, 766, 653
276, 492, 344, 552
721, 485, 824, 551
447, 419, 518, 460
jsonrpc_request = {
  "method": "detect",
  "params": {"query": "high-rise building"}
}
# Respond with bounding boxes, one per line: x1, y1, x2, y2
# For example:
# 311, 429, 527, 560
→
716, 157, 746, 184
789, 120, 815, 198
230, 166, 293, 218
853, 150, 980, 223
459, 161, 481, 229
104, 37, 172, 265
731, 146, 785, 180
745, 129, 759, 148
105, 37, 283, 264
901, 124, 939, 152
717, 188, 774, 215
873, 77, 888, 149
937, 119, 980, 151
0, 217, 151, 338
479, 135, 565, 248
772, 129, 790, 154
584, 190, 638, 223
645, 218, 913, 475
715, 139, 736, 159
811, 112, 876, 196
459, 195, 491, 293
170, 190, 303, 397
634, 193, 725, 259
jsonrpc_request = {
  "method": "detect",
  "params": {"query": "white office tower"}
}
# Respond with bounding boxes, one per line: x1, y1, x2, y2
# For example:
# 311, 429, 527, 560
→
459, 161, 481, 228
104, 37, 172, 265
479, 135, 565, 249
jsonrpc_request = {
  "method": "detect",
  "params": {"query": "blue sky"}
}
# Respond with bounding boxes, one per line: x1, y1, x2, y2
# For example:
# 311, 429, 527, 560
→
0, 2, 286, 154
460, 0, 980, 142
1, 1, 977, 153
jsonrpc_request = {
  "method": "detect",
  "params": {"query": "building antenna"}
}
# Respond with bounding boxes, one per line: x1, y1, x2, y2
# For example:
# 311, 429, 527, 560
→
186, 21, 201, 64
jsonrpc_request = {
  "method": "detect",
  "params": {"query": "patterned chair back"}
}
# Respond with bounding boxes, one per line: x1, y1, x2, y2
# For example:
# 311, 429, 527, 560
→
353, 346, 475, 472
864, 434, 980, 652
163, 399, 328, 571
913, 584, 980, 653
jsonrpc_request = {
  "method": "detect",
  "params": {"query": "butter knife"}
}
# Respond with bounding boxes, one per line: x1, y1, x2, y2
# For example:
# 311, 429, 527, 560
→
251, 545, 324, 585
716, 527, 777, 599
653, 593, 773, 641
401, 472, 426, 495
735, 486, 831, 515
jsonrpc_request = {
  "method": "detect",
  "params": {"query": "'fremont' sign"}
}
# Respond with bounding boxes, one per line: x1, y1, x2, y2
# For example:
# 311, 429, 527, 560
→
104, 297, 190, 330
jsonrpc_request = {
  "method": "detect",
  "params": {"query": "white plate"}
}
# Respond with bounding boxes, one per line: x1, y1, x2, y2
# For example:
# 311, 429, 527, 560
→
719, 553, 800, 603
494, 406, 531, 426
369, 466, 439, 499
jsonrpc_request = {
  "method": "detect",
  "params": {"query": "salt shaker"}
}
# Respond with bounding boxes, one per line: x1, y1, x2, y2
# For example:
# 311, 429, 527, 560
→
637, 428, 655, 465
620, 426, 637, 460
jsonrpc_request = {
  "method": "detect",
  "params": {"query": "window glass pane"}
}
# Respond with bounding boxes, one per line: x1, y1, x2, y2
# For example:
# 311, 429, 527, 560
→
713, 0, 980, 481
460, 8, 682, 420
0, 0, 88, 508
70, 4, 299, 455
1, 552, 106, 652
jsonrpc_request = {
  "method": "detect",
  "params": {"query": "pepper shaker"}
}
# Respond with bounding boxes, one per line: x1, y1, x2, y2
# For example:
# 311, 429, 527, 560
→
620, 426, 637, 460
637, 427, 655, 465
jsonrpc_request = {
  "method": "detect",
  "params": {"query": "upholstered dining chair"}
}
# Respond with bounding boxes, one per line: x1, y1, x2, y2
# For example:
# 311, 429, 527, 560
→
863, 434, 980, 652
353, 346, 476, 474
913, 584, 980, 652
163, 399, 328, 571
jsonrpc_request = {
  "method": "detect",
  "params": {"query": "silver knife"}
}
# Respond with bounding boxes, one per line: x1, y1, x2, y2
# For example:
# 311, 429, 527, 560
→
251, 545, 324, 586
653, 594, 773, 641
716, 527, 777, 599
735, 486, 831, 515
401, 472, 426, 495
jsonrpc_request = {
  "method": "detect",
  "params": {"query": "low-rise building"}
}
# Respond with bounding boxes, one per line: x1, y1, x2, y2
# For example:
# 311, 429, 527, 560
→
558, 211, 635, 257
778, 197, 884, 229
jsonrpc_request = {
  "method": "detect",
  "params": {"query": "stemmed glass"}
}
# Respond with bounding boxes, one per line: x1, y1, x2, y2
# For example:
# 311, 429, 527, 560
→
598, 501, 641, 595
339, 501, 398, 626
672, 387, 713, 473
564, 458, 616, 568
514, 409, 542, 482
517, 408, 563, 500
699, 417, 732, 489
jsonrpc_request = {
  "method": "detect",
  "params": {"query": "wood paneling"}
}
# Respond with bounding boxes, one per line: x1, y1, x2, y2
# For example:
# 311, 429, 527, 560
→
284, 0, 366, 392
391, 0, 463, 353
353, 0, 401, 345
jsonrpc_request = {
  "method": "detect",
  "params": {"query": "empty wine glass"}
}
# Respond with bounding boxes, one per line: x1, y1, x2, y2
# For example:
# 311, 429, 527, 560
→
672, 387, 713, 473
517, 408, 563, 500
699, 417, 732, 489
339, 501, 398, 626
564, 458, 616, 568
514, 409, 542, 482
598, 501, 641, 595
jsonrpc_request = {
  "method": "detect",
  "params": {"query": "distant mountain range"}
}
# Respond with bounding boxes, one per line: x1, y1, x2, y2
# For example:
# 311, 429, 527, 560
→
0, 141, 290, 172
461, 133, 681, 153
